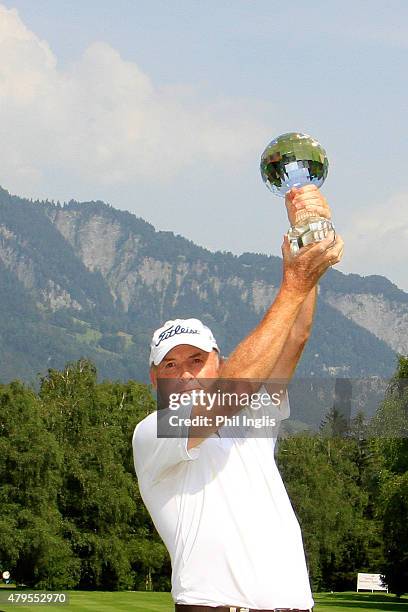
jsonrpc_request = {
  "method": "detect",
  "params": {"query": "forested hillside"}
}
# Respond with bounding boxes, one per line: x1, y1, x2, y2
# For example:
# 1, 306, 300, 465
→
0, 186, 405, 385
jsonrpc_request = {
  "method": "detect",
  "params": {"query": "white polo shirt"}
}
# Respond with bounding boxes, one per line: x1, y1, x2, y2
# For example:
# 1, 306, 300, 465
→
132, 391, 314, 610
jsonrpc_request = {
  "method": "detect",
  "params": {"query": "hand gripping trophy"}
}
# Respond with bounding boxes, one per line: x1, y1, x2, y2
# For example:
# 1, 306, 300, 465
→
260, 132, 334, 254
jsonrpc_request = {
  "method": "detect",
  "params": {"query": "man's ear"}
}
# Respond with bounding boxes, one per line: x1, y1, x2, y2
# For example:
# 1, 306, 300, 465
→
150, 365, 157, 389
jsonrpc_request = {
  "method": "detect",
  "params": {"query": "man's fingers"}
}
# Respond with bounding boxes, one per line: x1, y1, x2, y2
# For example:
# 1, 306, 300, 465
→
293, 194, 329, 212
326, 238, 344, 266
293, 191, 325, 204
285, 231, 343, 263
309, 235, 345, 272
330, 247, 344, 266
286, 184, 319, 204
315, 246, 343, 276
320, 234, 344, 263
291, 184, 318, 195
296, 230, 336, 259
297, 204, 331, 219
325, 234, 344, 256
282, 226, 345, 294
281, 234, 292, 260
291, 190, 331, 221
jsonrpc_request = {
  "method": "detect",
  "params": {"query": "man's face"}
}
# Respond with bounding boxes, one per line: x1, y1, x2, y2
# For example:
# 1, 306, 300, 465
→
150, 344, 220, 391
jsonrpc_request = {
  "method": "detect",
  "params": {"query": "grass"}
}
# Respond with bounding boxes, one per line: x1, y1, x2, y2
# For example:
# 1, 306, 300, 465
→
74, 327, 102, 344
117, 330, 134, 349
314, 592, 408, 611
0, 591, 407, 612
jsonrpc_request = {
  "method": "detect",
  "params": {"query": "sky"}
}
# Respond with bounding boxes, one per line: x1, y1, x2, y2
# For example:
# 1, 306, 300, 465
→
0, 0, 407, 290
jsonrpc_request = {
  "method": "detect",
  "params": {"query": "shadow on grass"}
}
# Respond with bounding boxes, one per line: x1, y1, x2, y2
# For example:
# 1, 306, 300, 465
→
316, 592, 408, 610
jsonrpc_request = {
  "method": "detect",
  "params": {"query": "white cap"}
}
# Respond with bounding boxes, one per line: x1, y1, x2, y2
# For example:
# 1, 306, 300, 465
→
149, 318, 219, 366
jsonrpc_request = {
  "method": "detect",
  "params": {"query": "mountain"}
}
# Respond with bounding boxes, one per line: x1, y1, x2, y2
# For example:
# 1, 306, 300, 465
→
0, 186, 404, 386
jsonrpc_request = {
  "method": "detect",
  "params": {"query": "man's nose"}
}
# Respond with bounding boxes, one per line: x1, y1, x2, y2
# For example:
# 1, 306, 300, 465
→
179, 369, 195, 379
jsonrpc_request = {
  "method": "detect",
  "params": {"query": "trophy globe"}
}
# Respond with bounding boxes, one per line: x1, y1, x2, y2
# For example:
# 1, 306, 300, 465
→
260, 132, 333, 254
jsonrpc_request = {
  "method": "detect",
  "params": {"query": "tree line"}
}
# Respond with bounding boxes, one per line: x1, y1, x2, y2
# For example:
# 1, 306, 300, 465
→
0, 358, 407, 595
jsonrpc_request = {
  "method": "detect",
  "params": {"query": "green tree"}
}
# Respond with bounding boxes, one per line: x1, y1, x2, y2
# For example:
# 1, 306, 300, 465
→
372, 355, 408, 596
39, 359, 168, 590
277, 432, 382, 591
0, 381, 79, 588
380, 472, 408, 597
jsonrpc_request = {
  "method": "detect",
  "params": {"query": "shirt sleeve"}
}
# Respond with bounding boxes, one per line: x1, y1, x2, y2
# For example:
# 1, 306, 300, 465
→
132, 402, 200, 485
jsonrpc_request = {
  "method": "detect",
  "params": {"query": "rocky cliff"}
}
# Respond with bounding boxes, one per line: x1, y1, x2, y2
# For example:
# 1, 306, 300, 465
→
0, 186, 403, 384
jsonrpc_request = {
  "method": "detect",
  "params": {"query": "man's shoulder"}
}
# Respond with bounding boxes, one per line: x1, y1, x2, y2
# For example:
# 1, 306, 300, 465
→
132, 411, 160, 477
132, 410, 158, 444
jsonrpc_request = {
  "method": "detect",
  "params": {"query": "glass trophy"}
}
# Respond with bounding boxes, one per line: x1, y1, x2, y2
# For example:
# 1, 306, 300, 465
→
260, 132, 333, 254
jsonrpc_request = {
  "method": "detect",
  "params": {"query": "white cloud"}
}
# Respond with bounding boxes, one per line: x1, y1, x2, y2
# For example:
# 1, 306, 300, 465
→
341, 191, 408, 291
0, 4, 266, 197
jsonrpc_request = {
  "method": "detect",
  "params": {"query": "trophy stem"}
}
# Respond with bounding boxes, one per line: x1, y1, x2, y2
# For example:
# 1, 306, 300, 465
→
288, 213, 333, 254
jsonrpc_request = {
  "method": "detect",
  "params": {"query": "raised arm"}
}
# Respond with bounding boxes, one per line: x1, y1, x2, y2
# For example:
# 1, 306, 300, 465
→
219, 184, 336, 380
262, 185, 334, 381
186, 228, 344, 448
266, 285, 317, 382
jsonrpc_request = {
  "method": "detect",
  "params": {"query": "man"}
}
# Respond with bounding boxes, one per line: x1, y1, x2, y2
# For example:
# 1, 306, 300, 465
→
133, 186, 344, 612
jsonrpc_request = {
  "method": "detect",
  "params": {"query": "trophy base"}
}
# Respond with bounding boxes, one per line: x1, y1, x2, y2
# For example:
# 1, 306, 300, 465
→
288, 216, 333, 254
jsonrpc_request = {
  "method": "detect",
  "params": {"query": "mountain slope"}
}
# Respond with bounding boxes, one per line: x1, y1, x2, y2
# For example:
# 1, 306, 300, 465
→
0, 186, 403, 384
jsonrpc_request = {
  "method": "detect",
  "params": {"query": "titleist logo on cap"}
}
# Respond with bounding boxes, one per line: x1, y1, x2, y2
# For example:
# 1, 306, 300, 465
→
155, 324, 200, 347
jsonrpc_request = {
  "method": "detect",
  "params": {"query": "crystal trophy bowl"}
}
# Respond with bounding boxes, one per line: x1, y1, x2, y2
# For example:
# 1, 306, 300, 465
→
260, 132, 333, 253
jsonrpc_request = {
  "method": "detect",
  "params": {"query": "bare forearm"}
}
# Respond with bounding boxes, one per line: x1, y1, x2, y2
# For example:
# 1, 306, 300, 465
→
289, 285, 317, 342
187, 183, 344, 448
187, 284, 308, 449
267, 286, 317, 381
219, 284, 308, 380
